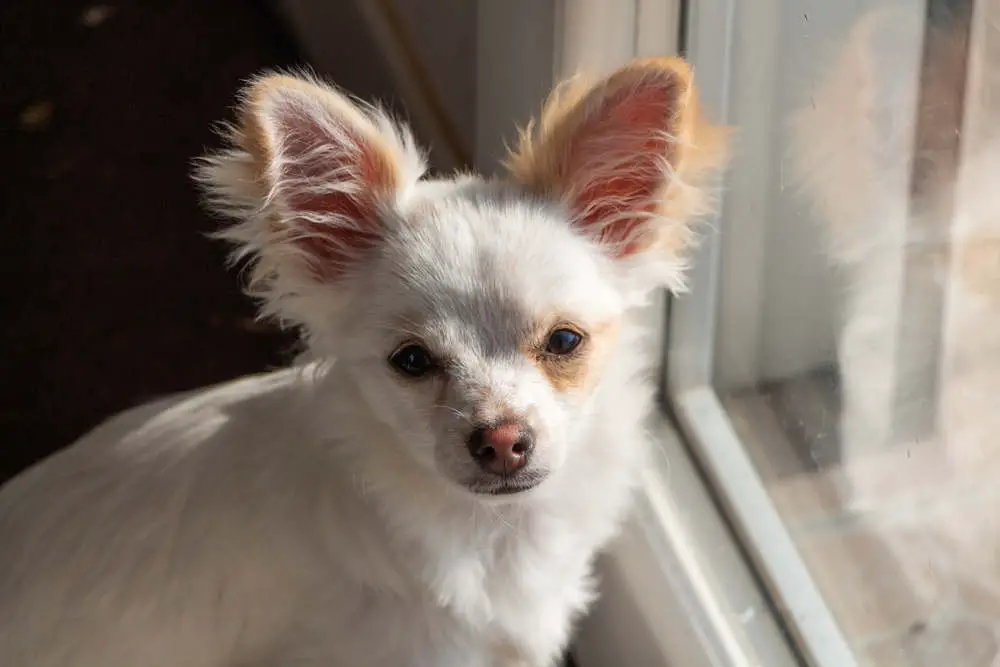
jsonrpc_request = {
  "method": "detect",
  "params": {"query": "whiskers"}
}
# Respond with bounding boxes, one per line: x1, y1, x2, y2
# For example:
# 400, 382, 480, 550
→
434, 402, 471, 423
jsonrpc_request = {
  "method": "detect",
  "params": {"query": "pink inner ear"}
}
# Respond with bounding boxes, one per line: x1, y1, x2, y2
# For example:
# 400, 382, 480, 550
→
274, 107, 393, 282
566, 80, 677, 257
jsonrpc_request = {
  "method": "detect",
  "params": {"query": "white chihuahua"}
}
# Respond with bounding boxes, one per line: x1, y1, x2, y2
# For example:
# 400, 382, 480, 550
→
0, 58, 727, 667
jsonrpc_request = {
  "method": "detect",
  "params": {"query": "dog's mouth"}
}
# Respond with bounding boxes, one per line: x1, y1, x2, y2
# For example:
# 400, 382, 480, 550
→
468, 471, 547, 496
484, 482, 537, 496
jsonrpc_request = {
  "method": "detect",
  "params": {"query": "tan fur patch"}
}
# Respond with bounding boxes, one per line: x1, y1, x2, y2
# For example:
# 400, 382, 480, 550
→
525, 319, 621, 394
504, 57, 731, 258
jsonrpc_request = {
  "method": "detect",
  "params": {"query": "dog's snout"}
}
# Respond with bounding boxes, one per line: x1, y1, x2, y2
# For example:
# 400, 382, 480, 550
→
466, 420, 535, 475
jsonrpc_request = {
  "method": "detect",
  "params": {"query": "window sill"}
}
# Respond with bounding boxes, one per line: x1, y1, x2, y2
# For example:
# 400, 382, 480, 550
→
572, 411, 802, 667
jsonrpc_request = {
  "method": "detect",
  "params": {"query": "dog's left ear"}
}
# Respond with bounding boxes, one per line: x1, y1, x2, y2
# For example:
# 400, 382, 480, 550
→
506, 58, 729, 291
195, 72, 426, 326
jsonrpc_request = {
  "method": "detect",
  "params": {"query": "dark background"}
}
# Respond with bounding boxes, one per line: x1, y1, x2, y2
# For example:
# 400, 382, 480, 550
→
1, 0, 411, 483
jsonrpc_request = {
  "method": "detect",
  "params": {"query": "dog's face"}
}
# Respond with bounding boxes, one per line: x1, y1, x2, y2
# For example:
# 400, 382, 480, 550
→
342, 185, 624, 494
197, 60, 728, 498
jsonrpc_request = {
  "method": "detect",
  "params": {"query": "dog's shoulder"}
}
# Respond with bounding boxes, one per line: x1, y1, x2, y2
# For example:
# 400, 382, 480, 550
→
19, 367, 310, 477
0, 366, 325, 539
0, 365, 342, 581
0, 366, 335, 665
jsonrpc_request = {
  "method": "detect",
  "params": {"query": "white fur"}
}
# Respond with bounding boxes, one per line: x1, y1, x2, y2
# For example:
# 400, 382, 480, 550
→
0, 64, 721, 667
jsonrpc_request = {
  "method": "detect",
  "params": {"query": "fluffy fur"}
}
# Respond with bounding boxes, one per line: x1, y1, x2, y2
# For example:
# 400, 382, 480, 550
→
791, 0, 1000, 636
0, 58, 728, 667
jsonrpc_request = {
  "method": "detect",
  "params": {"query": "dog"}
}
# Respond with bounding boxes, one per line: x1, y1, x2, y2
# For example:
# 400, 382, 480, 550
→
0, 58, 728, 667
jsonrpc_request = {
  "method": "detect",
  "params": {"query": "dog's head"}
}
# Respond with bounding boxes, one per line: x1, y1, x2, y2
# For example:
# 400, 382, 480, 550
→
196, 59, 727, 499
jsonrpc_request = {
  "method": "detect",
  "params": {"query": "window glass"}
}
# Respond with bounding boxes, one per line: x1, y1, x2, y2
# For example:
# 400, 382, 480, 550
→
708, 0, 1000, 664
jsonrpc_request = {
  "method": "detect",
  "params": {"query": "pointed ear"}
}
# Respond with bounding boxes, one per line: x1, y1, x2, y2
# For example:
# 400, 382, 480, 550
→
195, 72, 425, 321
506, 57, 729, 277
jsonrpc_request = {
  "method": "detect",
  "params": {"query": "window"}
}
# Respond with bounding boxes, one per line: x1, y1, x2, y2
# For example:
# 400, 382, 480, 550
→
670, 0, 1000, 665
476, 1, 998, 665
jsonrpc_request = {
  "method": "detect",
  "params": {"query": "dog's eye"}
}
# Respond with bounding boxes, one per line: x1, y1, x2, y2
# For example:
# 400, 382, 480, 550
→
545, 328, 583, 355
389, 343, 437, 378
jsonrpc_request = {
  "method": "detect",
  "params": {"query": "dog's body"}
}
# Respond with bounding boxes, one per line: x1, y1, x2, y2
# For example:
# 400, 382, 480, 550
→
0, 359, 643, 667
0, 59, 727, 667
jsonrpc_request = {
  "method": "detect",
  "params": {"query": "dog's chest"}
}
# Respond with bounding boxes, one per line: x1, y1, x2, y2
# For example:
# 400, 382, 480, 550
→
408, 515, 595, 665
307, 547, 588, 667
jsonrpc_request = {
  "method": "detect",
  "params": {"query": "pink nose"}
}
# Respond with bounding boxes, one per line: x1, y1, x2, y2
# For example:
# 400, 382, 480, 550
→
467, 421, 535, 475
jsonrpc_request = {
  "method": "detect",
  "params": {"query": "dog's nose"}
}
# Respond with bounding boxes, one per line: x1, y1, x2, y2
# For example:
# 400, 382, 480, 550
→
467, 421, 534, 475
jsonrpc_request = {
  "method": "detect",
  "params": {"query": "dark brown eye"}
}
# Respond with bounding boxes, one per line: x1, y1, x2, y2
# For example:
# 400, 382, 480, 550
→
545, 328, 583, 355
389, 343, 437, 378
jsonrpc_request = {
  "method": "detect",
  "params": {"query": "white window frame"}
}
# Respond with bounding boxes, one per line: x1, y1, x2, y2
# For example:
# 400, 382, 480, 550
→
475, 1, 834, 666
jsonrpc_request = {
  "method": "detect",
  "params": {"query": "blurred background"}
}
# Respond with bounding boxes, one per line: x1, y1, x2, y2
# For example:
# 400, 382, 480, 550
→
2, 0, 477, 484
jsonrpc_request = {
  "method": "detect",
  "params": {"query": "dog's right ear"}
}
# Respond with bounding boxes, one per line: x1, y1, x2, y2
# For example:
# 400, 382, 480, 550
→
506, 58, 729, 294
195, 73, 425, 324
